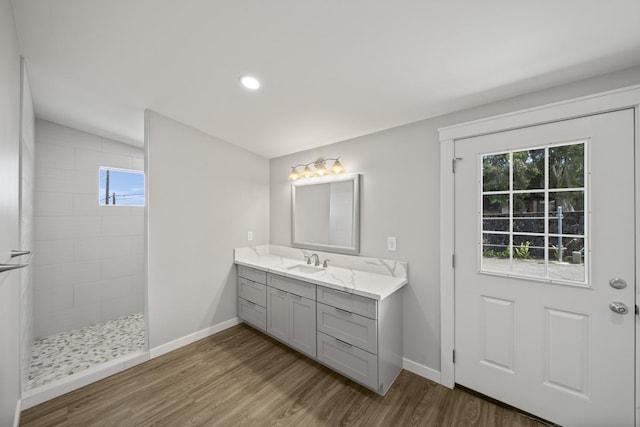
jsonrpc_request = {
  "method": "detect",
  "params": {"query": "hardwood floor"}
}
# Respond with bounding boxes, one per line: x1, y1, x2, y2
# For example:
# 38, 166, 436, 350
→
21, 324, 545, 426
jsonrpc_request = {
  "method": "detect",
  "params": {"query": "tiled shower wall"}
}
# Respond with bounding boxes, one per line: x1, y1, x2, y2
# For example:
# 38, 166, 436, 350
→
33, 120, 144, 339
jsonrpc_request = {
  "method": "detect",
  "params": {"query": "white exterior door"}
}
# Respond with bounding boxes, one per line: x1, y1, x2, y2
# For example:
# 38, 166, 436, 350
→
454, 109, 635, 426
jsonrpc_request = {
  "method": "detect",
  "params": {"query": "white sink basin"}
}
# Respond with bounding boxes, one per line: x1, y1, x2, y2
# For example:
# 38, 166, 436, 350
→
287, 264, 324, 274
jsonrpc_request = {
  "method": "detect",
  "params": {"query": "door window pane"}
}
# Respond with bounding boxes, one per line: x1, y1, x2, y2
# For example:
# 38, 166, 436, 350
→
511, 234, 545, 277
549, 143, 584, 189
483, 194, 509, 232
548, 191, 584, 235
547, 237, 585, 282
513, 193, 544, 233
513, 234, 545, 259
479, 141, 587, 285
482, 153, 509, 192
482, 233, 511, 273
513, 149, 545, 190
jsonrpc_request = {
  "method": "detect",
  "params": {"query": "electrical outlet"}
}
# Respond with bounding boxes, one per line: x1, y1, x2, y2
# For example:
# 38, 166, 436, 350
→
387, 237, 397, 251
248, 231, 253, 241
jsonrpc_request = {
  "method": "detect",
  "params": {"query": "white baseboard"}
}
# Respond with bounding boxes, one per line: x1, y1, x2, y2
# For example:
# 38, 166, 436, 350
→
21, 351, 149, 410
402, 358, 441, 384
149, 317, 240, 359
13, 399, 21, 427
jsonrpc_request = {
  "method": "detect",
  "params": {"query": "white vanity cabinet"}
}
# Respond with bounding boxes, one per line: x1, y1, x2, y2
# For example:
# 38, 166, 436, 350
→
266, 274, 316, 358
236, 262, 404, 396
237, 266, 267, 331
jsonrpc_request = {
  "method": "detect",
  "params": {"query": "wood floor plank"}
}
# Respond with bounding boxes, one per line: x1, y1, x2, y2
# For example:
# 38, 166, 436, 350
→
21, 325, 546, 427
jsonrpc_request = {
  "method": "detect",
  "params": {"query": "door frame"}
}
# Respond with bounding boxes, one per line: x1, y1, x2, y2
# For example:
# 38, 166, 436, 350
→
438, 84, 640, 394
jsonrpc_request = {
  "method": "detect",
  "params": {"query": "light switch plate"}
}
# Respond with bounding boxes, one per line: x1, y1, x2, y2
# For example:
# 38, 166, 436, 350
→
248, 231, 253, 241
387, 237, 397, 251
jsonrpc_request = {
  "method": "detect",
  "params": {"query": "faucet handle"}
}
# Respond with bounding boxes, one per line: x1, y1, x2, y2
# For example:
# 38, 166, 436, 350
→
322, 259, 330, 268
305, 255, 311, 264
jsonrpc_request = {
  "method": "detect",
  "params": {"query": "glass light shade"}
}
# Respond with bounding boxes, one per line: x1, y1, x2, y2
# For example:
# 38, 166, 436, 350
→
315, 163, 328, 176
302, 165, 315, 178
331, 159, 345, 174
288, 168, 300, 181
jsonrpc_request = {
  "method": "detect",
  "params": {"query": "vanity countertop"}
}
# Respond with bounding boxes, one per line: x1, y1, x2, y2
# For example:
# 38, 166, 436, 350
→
234, 246, 408, 300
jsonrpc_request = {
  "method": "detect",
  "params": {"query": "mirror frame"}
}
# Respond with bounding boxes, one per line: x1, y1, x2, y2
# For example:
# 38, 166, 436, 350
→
291, 173, 360, 255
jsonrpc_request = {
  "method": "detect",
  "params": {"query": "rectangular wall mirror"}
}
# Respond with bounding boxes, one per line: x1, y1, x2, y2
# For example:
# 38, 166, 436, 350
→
292, 173, 360, 254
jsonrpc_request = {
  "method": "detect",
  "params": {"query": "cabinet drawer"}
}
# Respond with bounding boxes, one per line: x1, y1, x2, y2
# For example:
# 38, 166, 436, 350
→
239, 297, 266, 332
238, 265, 267, 285
238, 277, 266, 307
317, 287, 377, 319
317, 302, 377, 354
317, 331, 378, 391
268, 274, 316, 300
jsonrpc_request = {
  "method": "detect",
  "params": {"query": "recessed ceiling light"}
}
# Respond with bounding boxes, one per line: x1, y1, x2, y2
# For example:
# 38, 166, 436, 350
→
239, 75, 260, 90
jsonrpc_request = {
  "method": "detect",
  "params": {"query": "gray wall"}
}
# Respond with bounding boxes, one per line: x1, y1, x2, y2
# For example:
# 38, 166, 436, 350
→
270, 65, 640, 372
146, 111, 269, 349
0, 0, 24, 424
33, 120, 145, 338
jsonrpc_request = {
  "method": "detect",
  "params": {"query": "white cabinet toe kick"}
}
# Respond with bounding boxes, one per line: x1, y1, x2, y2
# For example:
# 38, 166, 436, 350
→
236, 265, 403, 396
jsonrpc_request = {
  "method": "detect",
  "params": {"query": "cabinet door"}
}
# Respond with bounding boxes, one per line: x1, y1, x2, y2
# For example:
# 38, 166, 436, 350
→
288, 294, 316, 358
266, 287, 288, 342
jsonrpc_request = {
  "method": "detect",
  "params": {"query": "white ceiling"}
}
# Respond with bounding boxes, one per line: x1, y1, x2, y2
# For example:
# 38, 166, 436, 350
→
11, 0, 640, 158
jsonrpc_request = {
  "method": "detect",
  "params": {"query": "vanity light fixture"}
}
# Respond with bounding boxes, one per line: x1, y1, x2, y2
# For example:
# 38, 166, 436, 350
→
287, 157, 346, 181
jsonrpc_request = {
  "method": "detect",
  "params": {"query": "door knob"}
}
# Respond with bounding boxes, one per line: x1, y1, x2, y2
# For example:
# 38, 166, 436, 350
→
609, 302, 629, 315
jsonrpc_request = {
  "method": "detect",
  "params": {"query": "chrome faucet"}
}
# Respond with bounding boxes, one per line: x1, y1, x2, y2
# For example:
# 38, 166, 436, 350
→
307, 253, 320, 266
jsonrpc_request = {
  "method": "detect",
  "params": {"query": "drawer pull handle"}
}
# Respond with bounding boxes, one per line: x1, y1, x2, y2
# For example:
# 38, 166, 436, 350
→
332, 289, 352, 295
246, 301, 256, 306
335, 307, 352, 316
335, 338, 353, 348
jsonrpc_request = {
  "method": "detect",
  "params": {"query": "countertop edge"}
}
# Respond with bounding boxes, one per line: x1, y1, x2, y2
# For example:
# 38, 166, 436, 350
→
234, 260, 407, 301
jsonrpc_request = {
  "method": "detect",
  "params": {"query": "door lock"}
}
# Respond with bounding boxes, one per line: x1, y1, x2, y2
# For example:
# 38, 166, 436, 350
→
609, 278, 627, 290
609, 302, 629, 315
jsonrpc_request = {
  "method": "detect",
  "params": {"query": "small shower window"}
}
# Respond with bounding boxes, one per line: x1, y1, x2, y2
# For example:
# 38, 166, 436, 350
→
99, 167, 145, 206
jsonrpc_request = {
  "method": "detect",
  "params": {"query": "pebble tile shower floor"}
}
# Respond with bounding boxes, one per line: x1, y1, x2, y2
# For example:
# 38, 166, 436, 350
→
28, 313, 145, 389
